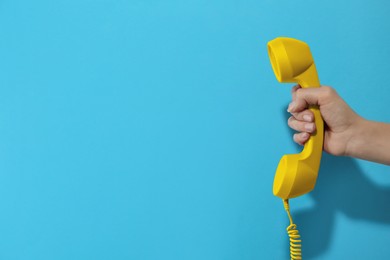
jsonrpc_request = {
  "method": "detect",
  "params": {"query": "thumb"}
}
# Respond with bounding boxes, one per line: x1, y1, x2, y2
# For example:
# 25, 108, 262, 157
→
288, 86, 331, 113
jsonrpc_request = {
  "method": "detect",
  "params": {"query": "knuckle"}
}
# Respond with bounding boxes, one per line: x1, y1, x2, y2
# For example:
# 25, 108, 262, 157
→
299, 111, 307, 119
295, 88, 304, 97
321, 86, 335, 99
291, 85, 300, 94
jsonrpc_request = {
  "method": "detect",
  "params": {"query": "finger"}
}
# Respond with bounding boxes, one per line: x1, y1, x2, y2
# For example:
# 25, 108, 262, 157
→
288, 116, 316, 133
289, 86, 336, 113
287, 95, 308, 113
293, 132, 310, 146
291, 84, 301, 100
290, 109, 314, 122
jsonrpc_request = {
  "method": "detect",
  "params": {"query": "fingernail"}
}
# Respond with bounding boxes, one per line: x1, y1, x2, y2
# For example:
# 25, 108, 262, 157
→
301, 132, 309, 138
305, 123, 314, 132
303, 115, 312, 122
287, 102, 295, 112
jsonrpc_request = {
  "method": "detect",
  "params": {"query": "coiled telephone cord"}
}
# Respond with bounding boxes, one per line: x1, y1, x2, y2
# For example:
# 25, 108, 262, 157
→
283, 199, 302, 260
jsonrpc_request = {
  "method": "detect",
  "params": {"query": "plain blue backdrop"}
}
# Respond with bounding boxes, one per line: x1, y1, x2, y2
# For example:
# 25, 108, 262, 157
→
0, 0, 389, 259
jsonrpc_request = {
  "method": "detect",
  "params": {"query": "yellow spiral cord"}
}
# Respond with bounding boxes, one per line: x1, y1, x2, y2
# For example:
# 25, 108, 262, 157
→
283, 199, 302, 260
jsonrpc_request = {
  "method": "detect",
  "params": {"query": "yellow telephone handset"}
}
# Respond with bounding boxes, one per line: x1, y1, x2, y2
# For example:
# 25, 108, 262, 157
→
267, 37, 324, 199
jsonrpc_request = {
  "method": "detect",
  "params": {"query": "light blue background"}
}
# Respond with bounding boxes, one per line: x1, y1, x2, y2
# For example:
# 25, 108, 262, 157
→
0, 0, 389, 259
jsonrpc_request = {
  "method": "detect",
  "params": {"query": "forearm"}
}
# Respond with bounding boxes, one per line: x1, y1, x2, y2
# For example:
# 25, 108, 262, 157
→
346, 118, 390, 165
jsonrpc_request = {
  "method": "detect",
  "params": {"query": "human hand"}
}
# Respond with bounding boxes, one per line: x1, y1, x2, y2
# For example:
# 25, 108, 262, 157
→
287, 85, 363, 156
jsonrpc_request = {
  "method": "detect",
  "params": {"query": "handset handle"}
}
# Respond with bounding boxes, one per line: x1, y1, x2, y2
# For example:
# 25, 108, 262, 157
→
296, 64, 324, 164
267, 37, 324, 199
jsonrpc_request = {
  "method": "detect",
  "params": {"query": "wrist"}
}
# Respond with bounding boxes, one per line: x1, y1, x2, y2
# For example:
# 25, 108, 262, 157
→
344, 116, 371, 158
344, 117, 390, 164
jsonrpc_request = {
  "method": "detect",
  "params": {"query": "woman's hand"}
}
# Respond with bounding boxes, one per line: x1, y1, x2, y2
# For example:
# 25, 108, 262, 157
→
287, 85, 363, 157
